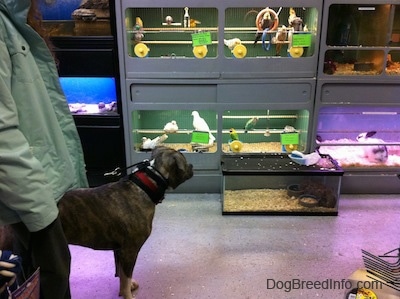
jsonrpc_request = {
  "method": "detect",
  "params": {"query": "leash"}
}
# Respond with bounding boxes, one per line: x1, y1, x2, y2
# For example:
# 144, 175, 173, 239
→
103, 160, 169, 205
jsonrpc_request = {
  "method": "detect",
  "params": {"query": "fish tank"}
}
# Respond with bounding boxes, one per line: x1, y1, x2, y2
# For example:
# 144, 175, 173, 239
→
60, 77, 118, 115
320, 3, 400, 77
39, 0, 112, 36
315, 106, 400, 169
222, 109, 310, 153
131, 109, 217, 153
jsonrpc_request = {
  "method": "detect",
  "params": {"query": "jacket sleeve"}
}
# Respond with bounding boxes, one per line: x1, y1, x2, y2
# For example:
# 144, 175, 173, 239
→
0, 30, 58, 232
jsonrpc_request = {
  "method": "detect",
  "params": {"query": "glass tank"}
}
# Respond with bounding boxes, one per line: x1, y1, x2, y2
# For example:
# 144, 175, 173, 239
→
323, 49, 385, 75
387, 50, 400, 75
60, 77, 118, 115
222, 109, 310, 153
131, 110, 217, 153
125, 7, 218, 58
316, 106, 400, 169
221, 153, 343, 215
39, 0, 112, 36
322, 4, 400, 76
224, 6, 318, 59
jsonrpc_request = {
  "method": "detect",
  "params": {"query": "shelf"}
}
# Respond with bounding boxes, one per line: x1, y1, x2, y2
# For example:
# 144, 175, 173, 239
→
223, 115, 298, 119
133, 129, 214, 134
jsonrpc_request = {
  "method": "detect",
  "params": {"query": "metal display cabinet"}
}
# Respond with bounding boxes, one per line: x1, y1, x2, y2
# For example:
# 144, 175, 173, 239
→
318, 1, 400, 80
114, 0, 322, 79
114, 0, 321, 193
312, 80, 400, 194
314, 0, 400, 193
122, 78, 316, 193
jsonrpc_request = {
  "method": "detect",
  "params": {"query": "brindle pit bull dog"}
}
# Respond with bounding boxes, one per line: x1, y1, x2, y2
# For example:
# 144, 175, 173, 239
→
0, 146, 193, 299
59, 146, 193, 299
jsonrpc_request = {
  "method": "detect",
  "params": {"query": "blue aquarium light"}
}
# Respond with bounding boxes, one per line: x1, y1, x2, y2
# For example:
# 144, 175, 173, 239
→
39, 0, 81, 21
59, 77, 117, 105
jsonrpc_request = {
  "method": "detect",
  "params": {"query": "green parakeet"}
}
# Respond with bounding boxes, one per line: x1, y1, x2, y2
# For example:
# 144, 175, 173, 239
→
229, 128, 239, 141
244, 117, 258, 133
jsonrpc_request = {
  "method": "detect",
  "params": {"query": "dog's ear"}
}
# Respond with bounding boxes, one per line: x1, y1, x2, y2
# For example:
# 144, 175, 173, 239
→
151, 146, 172, 161
151, 146, 192, 189
168, 150, 193, 189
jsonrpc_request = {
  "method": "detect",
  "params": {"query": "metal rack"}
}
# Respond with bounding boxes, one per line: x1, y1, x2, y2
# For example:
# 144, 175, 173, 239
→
362, 247, 400, 291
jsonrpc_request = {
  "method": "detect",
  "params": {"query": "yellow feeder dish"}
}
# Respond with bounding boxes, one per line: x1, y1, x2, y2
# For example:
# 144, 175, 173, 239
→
193, 45, 208, 59
232, 44, 247, 59
229, 140, 243, 152
289, 46, 304, 58
134, 43, 149, 58
284, 144, 298, 153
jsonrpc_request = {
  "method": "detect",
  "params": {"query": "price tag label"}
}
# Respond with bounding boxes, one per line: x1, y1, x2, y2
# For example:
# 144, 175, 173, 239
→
191, 131, 210, 144
292, 33, 312, 47
280, 133, 299, 145
192, 32, 212, 47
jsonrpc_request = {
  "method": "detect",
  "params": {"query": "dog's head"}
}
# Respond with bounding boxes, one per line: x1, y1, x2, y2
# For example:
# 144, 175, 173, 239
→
150, 146, 193, 189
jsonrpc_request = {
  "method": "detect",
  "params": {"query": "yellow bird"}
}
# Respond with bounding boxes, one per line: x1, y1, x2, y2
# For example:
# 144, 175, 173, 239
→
190, 19, 201, 28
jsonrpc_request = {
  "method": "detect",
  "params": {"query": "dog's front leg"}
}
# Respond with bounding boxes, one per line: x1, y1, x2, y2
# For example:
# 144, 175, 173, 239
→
119, 270, 139, 299
117, 250, 139, 299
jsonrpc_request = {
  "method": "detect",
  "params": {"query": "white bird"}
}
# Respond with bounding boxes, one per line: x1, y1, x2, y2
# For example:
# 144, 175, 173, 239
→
283, 125, 296, 133
142, 134, 168, 150
191, 111, 215, 144
163, 120, 179, 133
224, 38, 242, 50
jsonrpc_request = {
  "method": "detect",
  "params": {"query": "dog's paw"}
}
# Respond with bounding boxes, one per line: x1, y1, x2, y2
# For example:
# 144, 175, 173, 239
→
119, 280, 138, 299
131, 279, 139, 291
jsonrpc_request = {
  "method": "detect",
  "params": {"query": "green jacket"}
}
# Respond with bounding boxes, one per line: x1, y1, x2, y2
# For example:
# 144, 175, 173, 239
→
0, 0, 88, 232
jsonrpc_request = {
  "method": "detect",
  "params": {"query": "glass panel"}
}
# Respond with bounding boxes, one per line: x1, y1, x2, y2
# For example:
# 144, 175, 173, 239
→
386, 50, 400, 75
326, 4, 391, 47
125, 7, 218, 58
132, 110, 217, 153
60, 77, 118, 115
222, 164, 342, 215
40, 0, 112, 36
222, 109, 309, 153
224, 7, 318, 58
316, 106, 400, 168
323, 50, 384, 75
392, 5, 400, 46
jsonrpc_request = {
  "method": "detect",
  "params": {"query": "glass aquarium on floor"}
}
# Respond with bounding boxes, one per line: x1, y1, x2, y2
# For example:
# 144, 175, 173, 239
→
221, 153, 343, 215
131, 109, 217, 153
315, 106, 400, 169
222, 109, 310, 154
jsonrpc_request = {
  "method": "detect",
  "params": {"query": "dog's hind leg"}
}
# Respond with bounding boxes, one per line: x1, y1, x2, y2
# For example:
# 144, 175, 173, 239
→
113, 249, 120, 277
117, 250, 139, 299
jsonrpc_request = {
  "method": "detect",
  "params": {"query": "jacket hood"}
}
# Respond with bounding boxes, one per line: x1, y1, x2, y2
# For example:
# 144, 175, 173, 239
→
0, 0, 30, 25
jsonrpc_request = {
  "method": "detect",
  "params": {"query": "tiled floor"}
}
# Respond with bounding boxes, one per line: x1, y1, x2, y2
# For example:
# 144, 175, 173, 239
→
70, 194, 400, 299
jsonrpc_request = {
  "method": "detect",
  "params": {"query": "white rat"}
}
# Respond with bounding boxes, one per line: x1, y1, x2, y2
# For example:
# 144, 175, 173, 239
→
356, 131, 388, 163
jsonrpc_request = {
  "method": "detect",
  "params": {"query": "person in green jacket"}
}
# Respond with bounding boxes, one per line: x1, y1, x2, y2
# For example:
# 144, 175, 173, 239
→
0, 0, 88, 298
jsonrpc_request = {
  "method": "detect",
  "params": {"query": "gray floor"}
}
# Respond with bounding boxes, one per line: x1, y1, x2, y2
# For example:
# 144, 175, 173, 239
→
69, 194, 400, 299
